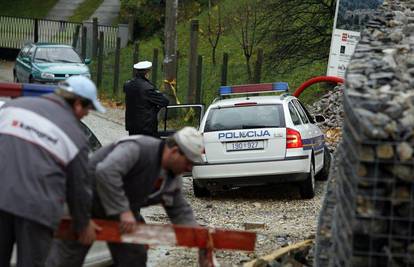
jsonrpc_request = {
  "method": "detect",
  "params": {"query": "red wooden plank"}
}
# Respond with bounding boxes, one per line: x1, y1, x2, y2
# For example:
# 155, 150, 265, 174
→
0, 82, 22, 97
56, 218, 256, 251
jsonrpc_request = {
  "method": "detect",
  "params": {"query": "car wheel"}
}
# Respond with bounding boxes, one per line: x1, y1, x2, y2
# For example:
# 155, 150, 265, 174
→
193, 179, 210, 198
300, 161, 315, 199
316, 145, 331, 181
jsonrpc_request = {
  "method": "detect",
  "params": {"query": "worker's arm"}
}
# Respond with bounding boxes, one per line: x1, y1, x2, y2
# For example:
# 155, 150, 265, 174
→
95, 141, 140, 216
65, 146, 93, 233
164, 189, 197, 226
145, 89, 169, 108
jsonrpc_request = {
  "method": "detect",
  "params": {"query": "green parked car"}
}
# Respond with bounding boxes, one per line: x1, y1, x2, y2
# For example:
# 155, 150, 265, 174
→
13, 43, 91, 84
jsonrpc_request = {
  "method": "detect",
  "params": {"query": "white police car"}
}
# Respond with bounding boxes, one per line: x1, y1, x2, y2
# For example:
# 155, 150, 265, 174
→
192, 82, 330, 199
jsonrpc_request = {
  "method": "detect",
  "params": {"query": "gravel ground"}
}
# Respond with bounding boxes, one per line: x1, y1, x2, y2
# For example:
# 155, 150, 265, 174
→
0, 60, 14, 82
83, 106, 326, 267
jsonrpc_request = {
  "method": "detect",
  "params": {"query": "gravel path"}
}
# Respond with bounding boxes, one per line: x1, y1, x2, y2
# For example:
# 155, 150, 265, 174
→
83, 108, 326, 266
0, 60, 14, 82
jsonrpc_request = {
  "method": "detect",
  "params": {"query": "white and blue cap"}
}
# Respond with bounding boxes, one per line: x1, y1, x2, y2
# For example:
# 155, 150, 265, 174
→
59, 75, 106, 113
173, 127, 204, 163
133, 60, 152, 70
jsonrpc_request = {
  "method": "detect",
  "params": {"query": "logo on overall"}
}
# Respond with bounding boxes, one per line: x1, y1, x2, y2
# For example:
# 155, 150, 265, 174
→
218, 130, 271, 140
12, 120, 58, 144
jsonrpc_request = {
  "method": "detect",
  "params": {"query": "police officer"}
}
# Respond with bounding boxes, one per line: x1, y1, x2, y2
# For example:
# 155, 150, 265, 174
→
46, 127, 208, 267
0, 76, 105, 267
124, 60, 169, 137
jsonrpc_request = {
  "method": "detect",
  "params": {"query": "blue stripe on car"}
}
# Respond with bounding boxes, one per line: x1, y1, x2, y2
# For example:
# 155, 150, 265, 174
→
302, 135, 325, 151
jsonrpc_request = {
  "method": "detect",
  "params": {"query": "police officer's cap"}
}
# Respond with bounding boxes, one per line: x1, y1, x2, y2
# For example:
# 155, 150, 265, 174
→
133, 61, 152, 70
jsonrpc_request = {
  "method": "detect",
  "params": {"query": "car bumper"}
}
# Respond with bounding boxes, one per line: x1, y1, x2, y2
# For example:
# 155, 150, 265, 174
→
193, 156, 310, 186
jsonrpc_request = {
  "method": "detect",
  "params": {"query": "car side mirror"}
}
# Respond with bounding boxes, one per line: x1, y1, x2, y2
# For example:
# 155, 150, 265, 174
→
84, 58, 91, 65
314, 115, 325, 123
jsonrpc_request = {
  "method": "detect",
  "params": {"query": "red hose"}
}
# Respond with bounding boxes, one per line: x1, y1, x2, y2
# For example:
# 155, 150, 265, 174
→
293, 76, 344, 97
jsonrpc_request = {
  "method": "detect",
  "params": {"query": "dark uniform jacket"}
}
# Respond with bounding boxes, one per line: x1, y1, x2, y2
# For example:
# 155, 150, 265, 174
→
123, 74, 169, 137
90, 135, 197, 226
0, 94, 92, 232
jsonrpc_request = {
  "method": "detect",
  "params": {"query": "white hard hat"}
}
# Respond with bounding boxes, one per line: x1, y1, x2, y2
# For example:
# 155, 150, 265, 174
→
133, 61, 152, 70
59, 76, 106, 113
173, 127, 204, 163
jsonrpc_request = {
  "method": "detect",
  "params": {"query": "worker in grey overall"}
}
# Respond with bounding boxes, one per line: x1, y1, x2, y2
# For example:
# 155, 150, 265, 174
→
0, 76, 106, 267
46, 127, 208, 267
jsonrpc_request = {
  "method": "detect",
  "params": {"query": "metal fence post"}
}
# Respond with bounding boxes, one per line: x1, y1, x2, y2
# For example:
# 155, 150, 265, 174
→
175, 50, 180, 87
113, 37, 121, 96
92, 18, 98, 58
187, 19, 199, 103
72, 25, 81, 49
196, 55, 203, 104
34, 19, 39, 43
132, 41, 139, 77
254, 48, 263, 83
81, 26, 87, 60
96, 31, 104, 89
221, 52, 228, 86
128, 15, 135, 42
152, 48, 159, 86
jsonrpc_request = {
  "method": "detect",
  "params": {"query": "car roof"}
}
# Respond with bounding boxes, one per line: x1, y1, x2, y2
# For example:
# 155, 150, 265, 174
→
208, 95, 296, 108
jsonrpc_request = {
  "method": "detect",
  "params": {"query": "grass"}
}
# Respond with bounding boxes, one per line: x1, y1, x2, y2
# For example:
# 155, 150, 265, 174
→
93, 0, 332, 106
0, 0, 59, 18
69, 0, 104, 23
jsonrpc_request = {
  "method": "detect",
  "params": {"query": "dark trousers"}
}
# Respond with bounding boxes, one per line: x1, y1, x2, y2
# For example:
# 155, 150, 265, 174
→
0, 209, 53, 267
45, 239, 147, 267
46, 200, 147, 267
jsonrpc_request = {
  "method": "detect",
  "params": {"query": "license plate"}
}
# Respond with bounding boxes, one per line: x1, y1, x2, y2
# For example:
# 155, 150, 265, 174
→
226, 140, 264, 151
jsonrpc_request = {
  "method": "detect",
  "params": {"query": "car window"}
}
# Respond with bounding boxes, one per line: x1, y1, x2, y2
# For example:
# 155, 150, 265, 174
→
293, 100, 309, 124
79, 122, 101, 152
297, 100, 315, 123
28, 46, 36, 58
204, 104, 285, 132
34, 47, 82, 63
288, 102, 302, 125
19, 45, 31, 57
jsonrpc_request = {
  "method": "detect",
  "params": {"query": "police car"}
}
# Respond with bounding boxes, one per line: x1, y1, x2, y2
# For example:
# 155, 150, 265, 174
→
192, 82, 330, 199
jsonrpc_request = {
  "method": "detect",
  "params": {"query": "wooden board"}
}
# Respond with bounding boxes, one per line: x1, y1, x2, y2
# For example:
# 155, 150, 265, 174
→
56, 218, 256, 251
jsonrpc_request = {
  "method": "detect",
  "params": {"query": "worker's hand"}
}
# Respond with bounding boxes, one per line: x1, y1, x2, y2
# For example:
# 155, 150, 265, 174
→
119, 210, 137, 234
78, 220, 102, 245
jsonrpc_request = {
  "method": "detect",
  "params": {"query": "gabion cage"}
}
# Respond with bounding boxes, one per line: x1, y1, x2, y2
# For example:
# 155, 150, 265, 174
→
331, 90, 414, 267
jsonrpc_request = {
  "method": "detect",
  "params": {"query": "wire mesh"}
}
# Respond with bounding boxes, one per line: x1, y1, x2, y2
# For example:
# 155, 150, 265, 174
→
331, 89, 414, 267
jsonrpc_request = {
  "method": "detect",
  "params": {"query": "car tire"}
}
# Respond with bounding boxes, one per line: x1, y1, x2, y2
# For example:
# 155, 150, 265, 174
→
316, 145, 331, 181
193, 179, 210, 198
300, 162, 315, 199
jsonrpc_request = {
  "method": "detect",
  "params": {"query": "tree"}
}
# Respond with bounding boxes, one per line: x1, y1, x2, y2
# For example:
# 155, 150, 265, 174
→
263, 0, 336, 73
226, 0, 268, 82
203, 0, 224, 65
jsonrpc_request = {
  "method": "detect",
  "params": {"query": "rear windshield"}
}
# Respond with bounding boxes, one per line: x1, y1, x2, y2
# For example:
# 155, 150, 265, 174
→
204, 104, 285, 132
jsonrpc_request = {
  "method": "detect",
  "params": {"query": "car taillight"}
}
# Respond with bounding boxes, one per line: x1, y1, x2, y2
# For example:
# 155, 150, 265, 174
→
286, 128, 303, 149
